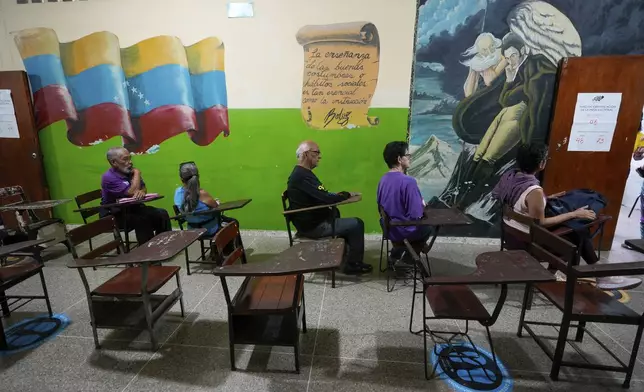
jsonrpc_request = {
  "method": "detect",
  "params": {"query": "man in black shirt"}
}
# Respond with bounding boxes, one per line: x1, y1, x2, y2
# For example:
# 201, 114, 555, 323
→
287, 141, 371, 274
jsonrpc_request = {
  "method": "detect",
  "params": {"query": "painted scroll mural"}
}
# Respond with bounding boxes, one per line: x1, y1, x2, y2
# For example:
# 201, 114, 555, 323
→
296, 22, 380, 130
410, 0, 644, 237
14, 28, 229, 154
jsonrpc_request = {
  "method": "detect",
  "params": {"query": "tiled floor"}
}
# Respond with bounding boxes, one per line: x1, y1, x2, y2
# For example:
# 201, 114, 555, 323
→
2, 198, 644, 391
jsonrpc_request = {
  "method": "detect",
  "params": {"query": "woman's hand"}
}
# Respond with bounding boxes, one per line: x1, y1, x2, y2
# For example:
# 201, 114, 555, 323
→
548, 191, 566, 199
573, 206, 596, 221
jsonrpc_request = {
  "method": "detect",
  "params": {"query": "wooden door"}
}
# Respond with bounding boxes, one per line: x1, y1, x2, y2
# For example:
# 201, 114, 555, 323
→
0, 71, 50, 227
542, 55, 644, 250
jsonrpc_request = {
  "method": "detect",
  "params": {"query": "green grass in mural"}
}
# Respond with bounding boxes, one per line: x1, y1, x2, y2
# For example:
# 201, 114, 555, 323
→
39, 108, 408, 232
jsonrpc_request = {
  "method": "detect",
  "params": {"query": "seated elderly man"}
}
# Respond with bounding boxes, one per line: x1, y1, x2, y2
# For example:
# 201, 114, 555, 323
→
100, 147, 171, 245
377, 141, 432, 263
286, 141, 371, 275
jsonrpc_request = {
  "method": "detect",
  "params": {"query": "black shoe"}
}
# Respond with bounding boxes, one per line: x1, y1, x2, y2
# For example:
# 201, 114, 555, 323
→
344, 263, 373, 275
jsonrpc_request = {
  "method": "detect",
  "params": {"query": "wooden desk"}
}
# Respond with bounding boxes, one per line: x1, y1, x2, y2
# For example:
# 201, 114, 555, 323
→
172, 198, 252, 220
282, 195, 361, 216
214, 238, 345, 277
426, 250, 555, 286
0, 199, 71, 211
213, 238, 345, 372
0, 238, 53, 259
66, 229, 205, 349
67, 229, 205, 268
391, 207, 472, 254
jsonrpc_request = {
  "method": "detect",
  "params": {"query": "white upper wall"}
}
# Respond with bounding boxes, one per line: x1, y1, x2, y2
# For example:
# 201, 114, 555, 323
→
0, 0, 417, 109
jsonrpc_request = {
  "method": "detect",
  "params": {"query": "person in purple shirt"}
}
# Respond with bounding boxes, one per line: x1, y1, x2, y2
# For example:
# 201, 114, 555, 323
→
100, 147, 170, 245
377, 141, 432, 261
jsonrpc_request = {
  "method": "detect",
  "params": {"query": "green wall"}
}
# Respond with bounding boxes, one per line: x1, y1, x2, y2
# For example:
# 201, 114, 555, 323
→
40, 108, 408, 233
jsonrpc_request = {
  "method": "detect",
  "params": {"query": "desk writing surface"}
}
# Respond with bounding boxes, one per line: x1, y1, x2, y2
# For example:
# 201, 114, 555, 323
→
214, 238, 345, 276
283, 195, 361, 215
0, 199, 71, 211
390, 207, 472, 227
73, 195, 164, 214
0, 238, 52, 257
68, 229, 205, 268
426, 250, 555, 285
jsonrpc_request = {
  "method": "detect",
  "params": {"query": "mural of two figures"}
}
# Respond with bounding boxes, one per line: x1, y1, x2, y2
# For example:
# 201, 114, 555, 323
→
409, 0, 644, 236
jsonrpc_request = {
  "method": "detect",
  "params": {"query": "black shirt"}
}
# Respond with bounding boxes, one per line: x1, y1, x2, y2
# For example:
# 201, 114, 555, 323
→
286, 165, 349, 232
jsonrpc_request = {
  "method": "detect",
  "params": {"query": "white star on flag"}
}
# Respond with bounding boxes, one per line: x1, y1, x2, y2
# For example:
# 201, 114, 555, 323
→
138, 92, 144, 99
113, 96, 119, 102
131, 87, 138, 94
122, 80, 130, 87
144, 99, 150, 106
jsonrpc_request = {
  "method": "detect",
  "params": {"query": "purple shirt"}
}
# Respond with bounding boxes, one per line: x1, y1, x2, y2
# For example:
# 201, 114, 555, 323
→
377, 171, 425, 242
101, 167, 146, 205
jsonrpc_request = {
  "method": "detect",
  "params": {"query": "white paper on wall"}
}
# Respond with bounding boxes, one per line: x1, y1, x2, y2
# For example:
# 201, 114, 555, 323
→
0, 90, 20, 139
567, 93, 622, 152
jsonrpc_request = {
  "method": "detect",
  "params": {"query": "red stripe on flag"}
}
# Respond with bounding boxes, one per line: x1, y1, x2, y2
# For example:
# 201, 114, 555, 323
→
33, 86, 135, 146
127, 105, 197, 153
191, 105, 230, 146
68, 104, 136, 146
32, 85, 77, 130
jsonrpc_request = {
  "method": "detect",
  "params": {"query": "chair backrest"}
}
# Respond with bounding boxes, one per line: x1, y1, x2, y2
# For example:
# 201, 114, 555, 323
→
0, 185, 26, 204
501, 204, 537, 249
172, 205, 186, 229
403, 239, 431, 279
529, 223, 578, 273
281, 190, 295, 245
67, 216, 124, 259
212, 221, 245, 267
378, 205, 391, 240
74, 189, 102, 223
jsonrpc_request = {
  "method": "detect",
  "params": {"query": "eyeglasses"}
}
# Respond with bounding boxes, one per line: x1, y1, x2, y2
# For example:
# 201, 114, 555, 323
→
307, 150, 321, 155
179, 161, 195, 168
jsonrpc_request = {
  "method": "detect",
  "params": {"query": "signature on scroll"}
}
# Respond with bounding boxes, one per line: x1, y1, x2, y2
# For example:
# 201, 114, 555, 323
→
323, 108, 352, 128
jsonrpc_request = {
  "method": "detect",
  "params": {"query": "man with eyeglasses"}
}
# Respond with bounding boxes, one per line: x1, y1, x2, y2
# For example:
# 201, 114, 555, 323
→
286, 141, 371, 274
100, 146, 171, 244
377, 141, 431, 263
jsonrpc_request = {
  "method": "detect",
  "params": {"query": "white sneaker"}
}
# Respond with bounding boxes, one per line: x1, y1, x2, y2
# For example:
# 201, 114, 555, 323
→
596, 276, 642, 291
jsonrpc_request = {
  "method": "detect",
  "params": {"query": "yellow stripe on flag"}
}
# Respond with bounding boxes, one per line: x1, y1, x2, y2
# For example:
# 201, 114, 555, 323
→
60, 32, 121, 76
186, 37, 225, 74
120, 36, 188, 78
14, 28, 61, 59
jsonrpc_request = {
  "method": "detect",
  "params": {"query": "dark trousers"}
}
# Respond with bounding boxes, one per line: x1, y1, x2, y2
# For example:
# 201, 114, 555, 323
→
561, 230, 599, 265
300, 217, 365, 266
389, 225, 434, 259
115, 205, 171, 245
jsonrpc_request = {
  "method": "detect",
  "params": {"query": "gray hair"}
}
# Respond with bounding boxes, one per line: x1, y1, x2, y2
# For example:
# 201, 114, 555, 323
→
296, 142, 311, 159
106, 147, 127, 162
179, 162, 200, 213
462, 32, 502, 57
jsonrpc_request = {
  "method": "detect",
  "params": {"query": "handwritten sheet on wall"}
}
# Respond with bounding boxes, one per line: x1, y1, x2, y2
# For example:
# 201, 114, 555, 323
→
0, 90, 20, 139
296, 22, 380, 130
567, 93, 622, 152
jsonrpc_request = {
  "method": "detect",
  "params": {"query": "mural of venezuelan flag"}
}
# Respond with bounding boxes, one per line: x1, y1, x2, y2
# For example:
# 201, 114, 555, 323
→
14, 28, 229, 153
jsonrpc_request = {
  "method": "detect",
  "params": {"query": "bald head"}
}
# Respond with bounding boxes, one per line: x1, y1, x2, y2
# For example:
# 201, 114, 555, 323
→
296, 140, 321, 169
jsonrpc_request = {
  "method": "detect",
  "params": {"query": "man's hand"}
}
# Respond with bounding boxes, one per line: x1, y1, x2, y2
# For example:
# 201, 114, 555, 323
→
132, 168, 141, 176
547, 191, 566, 199
349, 192, 361, 197
133, 189, 146, 200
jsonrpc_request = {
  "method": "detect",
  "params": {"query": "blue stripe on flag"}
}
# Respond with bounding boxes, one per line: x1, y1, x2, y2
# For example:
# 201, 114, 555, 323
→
23, 54, 67, 92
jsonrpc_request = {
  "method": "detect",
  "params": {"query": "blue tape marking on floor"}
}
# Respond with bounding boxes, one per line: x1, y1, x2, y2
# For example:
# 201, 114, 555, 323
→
0, 313, 70, 356
430, 342, 513, 392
